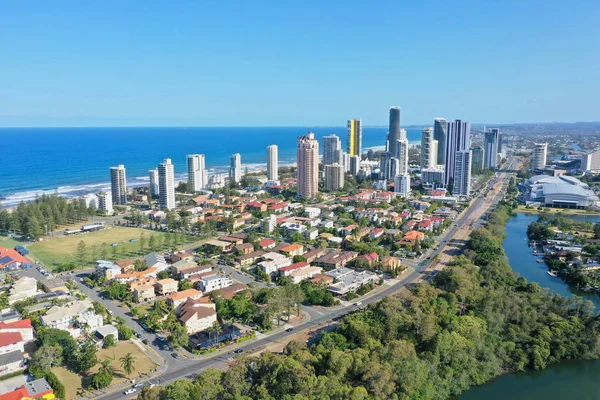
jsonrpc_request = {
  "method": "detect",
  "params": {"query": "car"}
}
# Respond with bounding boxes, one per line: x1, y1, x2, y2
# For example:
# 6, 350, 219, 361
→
133, 382, 144, 388
171, 352, 179, 358
124, 388, 137, 395
286, 327, 294, 332
158, 336, 167, 341
135, 332, 142, 338
354, 301, 363, 306
108, 310, 114, 316
234, 349, 244, 354
142, 339, 149, 345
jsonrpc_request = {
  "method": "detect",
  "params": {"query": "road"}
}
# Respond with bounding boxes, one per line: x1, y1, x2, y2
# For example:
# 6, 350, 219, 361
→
93, 157, 518, 400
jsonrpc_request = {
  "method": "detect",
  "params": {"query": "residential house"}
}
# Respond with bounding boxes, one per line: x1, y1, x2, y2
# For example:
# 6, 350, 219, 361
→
0, 332, 25, 354
279, 243, 304, 257
167, 289, 204, 312
409, 200, 431, 211
219, 236, 245, 246
8, 277, 38, 305
0, 350, 25, 377
314, 251, 358, 270
95, 324, 119, 346
178, 264, 213, 280
370, 228, 385, 239
258, 256, 292, 277
304, 207, 321, 219
178, 299, 217, 334
303, 248, 326, 263
0, 378, 54, 400
401, 219, 418, 231
311, 273, 334, 285
210, 283, 247, 299
304, 228, 319, 241
41, 278, 68, 294
133, 284, 156, 302
234, 243, 254, 255
198, 275, 233, 293
325, 267, 378, 295
204, 239, 235, 253
417, 220, 434, 232
247, 201, 268, 213
0, 319, 34, 343
289, 266, 323, 284
259, 239, 276, 250
115, 259, 135, 273
340, 224, 359, 237
355, 252, 379, 266
320, 220, 334, 229
381, 256, 403, 272
278, 262, 309, 277
96, 260, 122, 280
399, 230, 425, 246
41, 299, 103, 338
171, 251, 194, 263
0, 248, 31, 271
155, 278, 178, 295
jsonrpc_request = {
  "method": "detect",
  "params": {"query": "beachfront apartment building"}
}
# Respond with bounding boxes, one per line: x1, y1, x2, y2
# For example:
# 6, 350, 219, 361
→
96, 191, 113, 215
230, 153, 242, 183
187, 154, 207, 192
110, 164, 127, 205
158, 158, 176, 210
297, 132, 319, 198
267, 144, 279, 181
149, 168, 159, 197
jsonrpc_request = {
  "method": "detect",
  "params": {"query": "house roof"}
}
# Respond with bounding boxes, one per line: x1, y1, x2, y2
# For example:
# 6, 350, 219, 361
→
0, 248, 30, 268
259, 239, 276, 247
279, 262, 308, 272
281, 243, 303, 253
0, 331, 23, 347
167, 288, 203, 301
157, 278, 178, 286
403, 231, 425, 240
0, 318, 32, 330
115, 259, 134, 268
179, 299, 217, 323
0, 349, 24, 365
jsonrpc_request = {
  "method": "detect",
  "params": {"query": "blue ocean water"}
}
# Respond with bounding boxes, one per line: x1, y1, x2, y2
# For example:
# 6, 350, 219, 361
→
0, 126, 421, 207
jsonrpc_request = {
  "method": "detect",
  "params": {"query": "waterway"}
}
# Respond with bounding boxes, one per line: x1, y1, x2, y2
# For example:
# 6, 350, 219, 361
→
459, 213, 600, 400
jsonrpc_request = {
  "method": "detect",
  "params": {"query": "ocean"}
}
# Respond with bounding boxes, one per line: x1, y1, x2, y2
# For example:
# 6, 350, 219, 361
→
0, 126, 422, 208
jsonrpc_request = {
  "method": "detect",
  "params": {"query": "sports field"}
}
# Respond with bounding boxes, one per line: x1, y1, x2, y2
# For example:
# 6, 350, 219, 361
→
28, 226, 197, 269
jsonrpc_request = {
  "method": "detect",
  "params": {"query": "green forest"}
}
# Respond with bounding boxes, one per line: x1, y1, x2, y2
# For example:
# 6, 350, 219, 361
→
137, 203, 600, 400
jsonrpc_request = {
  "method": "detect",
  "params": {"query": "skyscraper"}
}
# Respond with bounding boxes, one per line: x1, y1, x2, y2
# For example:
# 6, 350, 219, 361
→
229, 153, 241, 183
497, 132, 504, 156
532, 143, 548, 170
347, 119, 362, 157
453, 150, 472, 196
388, 157, 400, 179
158, 158, 175, 210
187, 154, 207, 193
394, 173, 411, 198
324, 163, 345, 191
349, 155, 360, 176
149, 169, 159, 198
420, 127, 435, 169
388, 107, 401, 157
110, 164, 127, 205
379, 151, 391, 179
433, 118, 448, 165
444, 120, 471, 189
297, 132, 319, 198
396, 138, 409, 175
471, 146, 484, 174
342, 152, 351, 173
323, 135, 342, 166
484, 129, 499, 169
267, 145, 279, 181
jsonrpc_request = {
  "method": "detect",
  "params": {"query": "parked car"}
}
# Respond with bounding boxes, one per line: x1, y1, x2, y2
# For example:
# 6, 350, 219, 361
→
234, 349, 244, 354
171, 352, 179, 359
124, 388, 137, 395
133, 382, 144, 388
285, 327, 294, 332
135, 332, 142, 338
142, 339, 149, 345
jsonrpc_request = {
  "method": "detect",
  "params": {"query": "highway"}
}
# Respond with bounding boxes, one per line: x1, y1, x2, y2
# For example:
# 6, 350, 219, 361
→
93, 157, 519, 400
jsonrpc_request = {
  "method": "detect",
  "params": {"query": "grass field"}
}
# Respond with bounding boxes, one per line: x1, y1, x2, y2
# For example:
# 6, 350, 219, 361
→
0, 236, 20, 249
515, 206, 600, 216
28, 226, 199, 269
53, 341, 158, 400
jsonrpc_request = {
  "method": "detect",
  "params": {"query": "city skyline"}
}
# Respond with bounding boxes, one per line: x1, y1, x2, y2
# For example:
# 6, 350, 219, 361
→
2, 2, 598, 127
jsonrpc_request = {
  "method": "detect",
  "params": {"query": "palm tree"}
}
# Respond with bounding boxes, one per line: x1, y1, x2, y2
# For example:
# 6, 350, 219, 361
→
120, 353, 136, 378
99, 358, 115, 377
213, 322, 222, 346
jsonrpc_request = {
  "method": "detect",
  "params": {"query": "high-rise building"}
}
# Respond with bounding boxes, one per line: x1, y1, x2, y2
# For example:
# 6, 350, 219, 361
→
267, 145, 279, 181
396, 138, 409, 175
433, 118, 448, 165
229, 153, 241, 183
323, 135, 342, 166
96, 191, 113, 215
421, 168, 445, 185
158, 158, 175, 210
187, 154, 207, 193
394, 173, 411, 197
484, 129, 499, 169
297, 132, 319, 198
388, 157, 400, 179
497, 132, 504, 156
342, 152, 351, 172
262, 214, 277, 234
444, 120, 471, 189
349, 155, 360, 176
532, 143, 548, 170
453, 150, 472, 196
388, 107, 401, 157
324, 163, 345, 191
149, 169, 159, 198
110, 164, 127, 205
379, 151, 391, 179
471, 146, 484, 174
420, 127, 435, 169
581, 149, 600, 171
347, 119, 362, 157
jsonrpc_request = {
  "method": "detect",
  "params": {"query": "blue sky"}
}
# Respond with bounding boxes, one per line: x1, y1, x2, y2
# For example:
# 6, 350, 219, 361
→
1, 0, 599, 127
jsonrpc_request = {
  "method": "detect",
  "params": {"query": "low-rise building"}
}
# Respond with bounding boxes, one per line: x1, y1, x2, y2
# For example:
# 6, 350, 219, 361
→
198, 275, 233, 293
0, 248, 31, 271
96, 260, 122, 280
0, 350, 25, 377
0, 378, 54, 399
258, 256, 292, 276
399, 230, 425, 246
279, 243, 304, 257
115, 259, 135, 273
41, 299, 103, 338
134, 284, 157, 302
304, 228, 319, 241
167, 289, 204, 312
289, 266, 323, 284
178, 299, 218, 334
236, 250, 266, 266
8, 277, 38, 305
41, 278, 68, 294
234, 243, 254, 255
95, 324, 119, 346
155, 278, 178, 295
0, 319, 34, 343
314, 251, 358, 270
325, 267, 378, 295
259, 239, 276, 250
0, 332, 25, 355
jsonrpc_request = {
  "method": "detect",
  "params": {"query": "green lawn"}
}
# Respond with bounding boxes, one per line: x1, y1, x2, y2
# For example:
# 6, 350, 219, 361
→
0, 236, 21, 249
28, 226, 199, 270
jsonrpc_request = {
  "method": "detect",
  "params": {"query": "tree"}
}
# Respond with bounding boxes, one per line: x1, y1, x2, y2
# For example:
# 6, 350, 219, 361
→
157, 270, 169, 280
178, 279, 193, 291
103, 334, 116, 348
168, 322, 189, 348
120, 353, 136, 378
594, 222, 600, 239
76, 240, 88, 265
90, 360, 114, 390
149, 234, 158, 252
139, 232, 147, 254
29, 344, 63, 372
100, 242, 108, 260
76, 337, 98, 372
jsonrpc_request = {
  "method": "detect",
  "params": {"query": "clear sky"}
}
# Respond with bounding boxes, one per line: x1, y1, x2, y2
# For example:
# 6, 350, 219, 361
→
1, 0, 599, 127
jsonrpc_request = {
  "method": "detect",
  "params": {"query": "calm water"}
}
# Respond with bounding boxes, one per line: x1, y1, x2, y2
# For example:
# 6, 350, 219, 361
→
459, 213, 600, 399
0, 126, 421, 207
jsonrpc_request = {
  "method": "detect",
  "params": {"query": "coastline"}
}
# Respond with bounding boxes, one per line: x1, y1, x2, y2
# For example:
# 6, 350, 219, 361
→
514, 206, 600, 216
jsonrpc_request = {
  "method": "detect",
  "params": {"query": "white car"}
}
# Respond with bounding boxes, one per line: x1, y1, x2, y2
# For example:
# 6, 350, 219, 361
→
124, 388, 137, 395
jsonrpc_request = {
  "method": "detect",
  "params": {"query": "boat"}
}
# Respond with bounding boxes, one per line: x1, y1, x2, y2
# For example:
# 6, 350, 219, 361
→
537, 259, 544, 263
547, 271, 558, 277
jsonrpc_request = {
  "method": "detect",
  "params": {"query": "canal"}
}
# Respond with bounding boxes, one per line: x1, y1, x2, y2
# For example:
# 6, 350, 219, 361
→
459, 213, 600, 400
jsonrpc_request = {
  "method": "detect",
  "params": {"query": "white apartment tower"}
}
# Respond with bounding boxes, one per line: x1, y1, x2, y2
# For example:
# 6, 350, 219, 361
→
296, 132, 319, 198
110, 164, 127, 205
453, 150, 472, 196
96, 191, 113, 215
484, 129, 499, 169
532, 143, 548, 170
149, 169, 159, 198
158, 158, 176, 210
394, 173, 411, 197
395, 137, 409, 175
266, 145, 279, 181
323, 135, 342, 166
420, 127, 436, 169
187, 154, 207, 193
324, 163, 345, 191
229, 153, 242, 183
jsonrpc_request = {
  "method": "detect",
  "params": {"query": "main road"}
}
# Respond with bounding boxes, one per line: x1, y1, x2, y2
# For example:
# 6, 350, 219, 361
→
93, 157, 519, 400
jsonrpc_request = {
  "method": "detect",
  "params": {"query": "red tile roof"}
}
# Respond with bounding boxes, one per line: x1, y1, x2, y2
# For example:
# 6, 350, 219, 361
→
0, 248, 29, 268
0, 319, 32, 330
0, 387, 30, 400
260, 239, 276, 248
0, 331, 23, 347
279, 262, 308, 272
